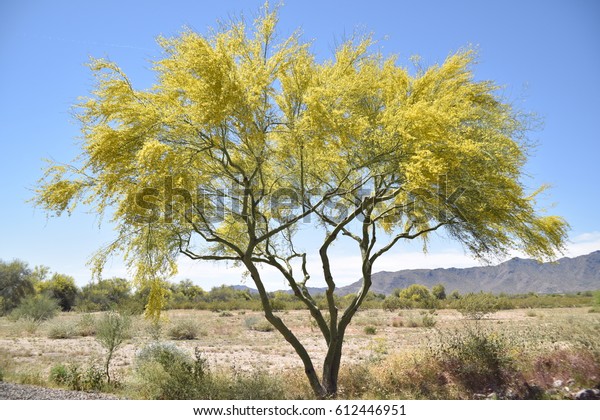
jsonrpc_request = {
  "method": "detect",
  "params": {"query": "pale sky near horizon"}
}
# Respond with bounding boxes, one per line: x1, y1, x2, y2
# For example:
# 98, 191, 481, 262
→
1, 0, 599, 290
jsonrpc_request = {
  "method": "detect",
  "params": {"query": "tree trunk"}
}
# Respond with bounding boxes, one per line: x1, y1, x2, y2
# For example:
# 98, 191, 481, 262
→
243, 256, 327, 398
321, 333, 345, 397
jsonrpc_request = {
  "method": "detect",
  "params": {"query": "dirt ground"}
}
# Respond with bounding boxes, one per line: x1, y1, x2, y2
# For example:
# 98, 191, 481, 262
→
0, 307, 597, 381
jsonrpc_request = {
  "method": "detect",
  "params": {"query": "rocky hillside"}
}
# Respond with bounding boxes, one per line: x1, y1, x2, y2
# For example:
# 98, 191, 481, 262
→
334, 250, 600, 295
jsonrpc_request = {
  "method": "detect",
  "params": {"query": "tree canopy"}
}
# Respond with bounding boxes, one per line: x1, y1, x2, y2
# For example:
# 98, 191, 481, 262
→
34, 5, 568, 397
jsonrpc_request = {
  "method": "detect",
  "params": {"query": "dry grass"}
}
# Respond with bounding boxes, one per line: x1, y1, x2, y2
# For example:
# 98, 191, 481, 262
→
0, 307, 598, 398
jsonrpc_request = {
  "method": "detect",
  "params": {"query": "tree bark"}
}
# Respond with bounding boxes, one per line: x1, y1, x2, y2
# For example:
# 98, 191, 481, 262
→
243, 256, 327, 398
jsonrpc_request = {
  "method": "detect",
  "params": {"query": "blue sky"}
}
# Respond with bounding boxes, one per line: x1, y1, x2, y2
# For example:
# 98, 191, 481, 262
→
1, 0, 599, 290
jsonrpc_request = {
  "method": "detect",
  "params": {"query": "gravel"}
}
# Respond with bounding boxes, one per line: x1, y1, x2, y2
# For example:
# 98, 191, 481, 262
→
0, 382, 119, 400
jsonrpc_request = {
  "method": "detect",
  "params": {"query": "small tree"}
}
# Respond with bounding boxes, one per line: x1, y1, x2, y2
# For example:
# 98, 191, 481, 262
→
78, 277, 132, 311
95, 311, 131, 383
0, 259, 35, 315
455, 292, 499, 320
39, 273, 80, 311
432, 284, 447, 300
34, 5, 568, 397
399, 284, 432, 302
10, 294, 60, 322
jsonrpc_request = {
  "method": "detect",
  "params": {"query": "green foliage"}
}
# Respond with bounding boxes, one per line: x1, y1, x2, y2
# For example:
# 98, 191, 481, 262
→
168, 279, 205, 309
95, 311, 131, 383
454, 292, 500, 320
593, 290, 600, 307
225, 369, 287, 400
432, 284, 447, 300
10, 294, 60, 322
432, 326, 517, 394
364, 326, 377, 335
134, 343, 211, 399
398, 284, 431, 301
382, 296, 401, 312
49, 363, 105, 391
404, 312, 437, 328
39, 273, 80, 311
32, 4, 569, 397
78, 278, 133, 312
168, 319, 200, 340
0, 259, 35, 315
133, 342, 286, 400
449, 290, 461, 300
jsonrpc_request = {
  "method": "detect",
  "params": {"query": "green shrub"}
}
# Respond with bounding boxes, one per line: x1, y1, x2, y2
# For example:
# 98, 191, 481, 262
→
432, 284, 447, 300
245, 316, 275, 332
50, 363, 105, 391
76, 313, 97, 336
225, 370, 287, 400
11, 317, 42, 335
454, 292, 499, 320
38, 274, 79, 311
168, 319, 199, 340
0, 259, 35, 315
48, 323, 76, 339
432, 326, 516, 394
96, 311, 131, 383
10, 295, 59, 322
77, 277, 133, 312
364, 326, 377, 335
404, 312, 437, 328
135, 343, 211, 399
420, 313, 437, 328
49, 364, 69, 385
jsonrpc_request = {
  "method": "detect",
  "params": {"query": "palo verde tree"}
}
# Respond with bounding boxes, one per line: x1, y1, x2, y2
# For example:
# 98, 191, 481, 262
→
34, 5, 568, 397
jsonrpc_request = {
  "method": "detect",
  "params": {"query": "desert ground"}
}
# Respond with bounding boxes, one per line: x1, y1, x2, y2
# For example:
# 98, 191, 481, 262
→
1, 307, 598, 385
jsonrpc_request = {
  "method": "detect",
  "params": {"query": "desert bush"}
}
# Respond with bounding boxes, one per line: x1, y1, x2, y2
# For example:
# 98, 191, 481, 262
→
50, 363, 105, 391
10, 317, 42, 335
454, 292, 499, 320
432, 326, 517, 394
391, 317, 403, 327
96, 311, 131, 383
420, 313, 437, 328
76, 313, 97, 336
528, 348, 600, 390
38, 273, 79, 311
10, 295, 59, 322
245, 316, 275, 332
224, 369, 288, 400
432, 284, 447, 300
168, 319, 199, 340
134, 343, 211, 399
48, 323, 76, 339
0, 259, 35, 315
337, 352, 454, 399
364, 326, 377, 335
593, 290, 600, 307
77, 277, 133, 312
397, 285, 437, 308
404, 312, 437, 328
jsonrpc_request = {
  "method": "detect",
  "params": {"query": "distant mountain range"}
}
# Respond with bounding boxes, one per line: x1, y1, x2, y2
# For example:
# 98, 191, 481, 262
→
233, 251, 600, 296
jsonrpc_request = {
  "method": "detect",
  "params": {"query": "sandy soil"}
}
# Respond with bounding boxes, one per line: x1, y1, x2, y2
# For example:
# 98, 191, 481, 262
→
0, 307, 596, 380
